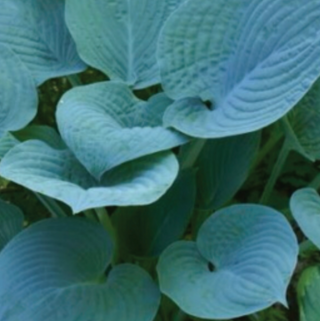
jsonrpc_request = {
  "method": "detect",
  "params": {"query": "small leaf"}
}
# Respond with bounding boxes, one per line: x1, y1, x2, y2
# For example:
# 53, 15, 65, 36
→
159, 0, 320, 138
0, 0, 86, 85
157, 204, 298, 319
113, 170, 196, 257
195, 131, 261, 211
65, 0, 185, 88
57, 82, 188, 179
0, 217, 160, 321
0, 45, 38, 138
0, 200, 24, 251
297, 266, 320, 321
286, 78, 320, 161
0, 140, 179, 213
290, 188, 320, 249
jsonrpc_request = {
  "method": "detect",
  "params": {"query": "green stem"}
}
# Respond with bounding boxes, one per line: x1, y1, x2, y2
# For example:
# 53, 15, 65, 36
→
309, 172, 320, 190
251, 130, 283, 173
94, 207, 119, 264
173, 309, 187, 321
83, 209, 97, 221
34, 193, 67, 218
179, 138, 206, 170
259, 139, 291, 205
67, 74, 82, 87
248, 313, 260, 321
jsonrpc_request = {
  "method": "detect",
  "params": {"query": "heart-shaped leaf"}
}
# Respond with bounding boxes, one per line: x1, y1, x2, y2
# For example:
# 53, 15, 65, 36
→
0, 45, 38, 138
0, 217, 160, 321
65, 0, 184, 88
195, 131, 260, 211
157, 204, 298, 319
57, 82, 188, 179
0, 140, 179, 213
290, 188, 320, 249
0, 200, 24, 252
297, 266, 320, 321
113, 170, 196, 257
286, 78, 320, 161
0, 0, 86, 85
159, 0, 320, 138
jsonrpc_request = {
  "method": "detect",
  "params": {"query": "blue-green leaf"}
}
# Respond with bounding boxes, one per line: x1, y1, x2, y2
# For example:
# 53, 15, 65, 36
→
13, 125, 66, 150
286, 78, 320, 161
0, 217, 160, 321
65, 0, 184, 88
0, 140, 179, 213
0, 0, 86, 85
0, 133, 19, 159
157, 204, 298, 319
297, 266, 320, 321
57, 82, 187, 179
195, 131, 260, 211
159, 0, 320, 138
113, 170, 196, 257
290, 188, 320, 249
0, 200, 24, 252
0, 45, 38, 138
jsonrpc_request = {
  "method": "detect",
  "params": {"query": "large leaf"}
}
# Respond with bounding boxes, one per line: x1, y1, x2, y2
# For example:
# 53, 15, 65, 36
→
65, 0, 184, 88
0, 200, 24, 252
290, 188, 320, 249
0, 45, 38, 138
113, 170, 196, 257
0, 0, 86, 85
157, 204, 298, 319
57, 82, 188, 179
286, 78, 320, 161
195, 131, 260, 211
159, 0, 320, 138
0, 217, 160, 321
0, 140, 179, 213
297, 266, 320, 321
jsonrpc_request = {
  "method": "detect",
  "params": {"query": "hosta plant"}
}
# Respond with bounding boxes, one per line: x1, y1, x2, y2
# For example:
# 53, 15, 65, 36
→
0, 0, 320, 320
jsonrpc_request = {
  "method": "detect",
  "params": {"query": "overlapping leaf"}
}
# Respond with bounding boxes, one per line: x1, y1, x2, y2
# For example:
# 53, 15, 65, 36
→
65, 0, 184, 88
57, 82, 187, 179
0, 0, 86, 85
157, 204, 298, 319
0, 217, 160, 321
297, 266, 320, 321
0, 140, 179, 213
0, 133, 18, 159
113, 170, 196, 257
0, 200, 24, 251
159, 0, 320, 138
286, 78, 320, 161
290, 188, 320, 249
0, 45, 38, 138
13, 125, 66, 150
195, 131, 260, 211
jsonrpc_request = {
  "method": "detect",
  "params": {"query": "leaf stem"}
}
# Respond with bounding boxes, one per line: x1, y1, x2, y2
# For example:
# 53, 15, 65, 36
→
259, 139, 291, 204
309, 172, 320, 190
34, 193, 68, 218
173, 309, 187, 321
94, 207, 119, 264
67, 74, 82, 87
179, 138, 206, 170
251, 130, 283, 173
